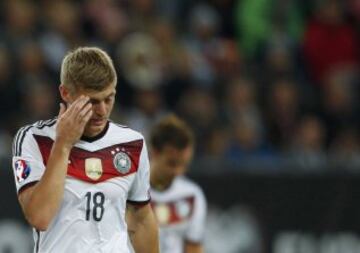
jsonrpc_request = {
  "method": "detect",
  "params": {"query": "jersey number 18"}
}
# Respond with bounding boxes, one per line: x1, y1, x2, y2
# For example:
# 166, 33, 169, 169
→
85, 192, 105, 221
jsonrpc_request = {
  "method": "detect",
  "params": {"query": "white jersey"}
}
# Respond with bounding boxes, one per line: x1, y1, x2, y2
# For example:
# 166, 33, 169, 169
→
12, 119, 151, 253
150, 176, 207, 253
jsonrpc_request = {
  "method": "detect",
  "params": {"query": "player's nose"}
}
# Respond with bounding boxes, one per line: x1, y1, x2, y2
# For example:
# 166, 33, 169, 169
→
93, 101, 107, 116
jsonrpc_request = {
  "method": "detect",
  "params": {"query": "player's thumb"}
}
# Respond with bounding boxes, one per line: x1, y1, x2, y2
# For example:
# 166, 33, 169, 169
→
58, 103, 66, 117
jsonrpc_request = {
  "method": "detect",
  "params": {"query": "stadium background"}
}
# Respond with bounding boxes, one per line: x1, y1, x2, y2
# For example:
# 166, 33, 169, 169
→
0, 0, 359, 252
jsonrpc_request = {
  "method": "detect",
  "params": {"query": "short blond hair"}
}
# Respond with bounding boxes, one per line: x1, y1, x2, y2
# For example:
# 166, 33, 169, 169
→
60, 47, 117, 91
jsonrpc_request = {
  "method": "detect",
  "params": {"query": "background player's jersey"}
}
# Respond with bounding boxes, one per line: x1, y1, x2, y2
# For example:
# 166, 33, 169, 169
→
150, 176, 207, 253
12, 119, 150, 253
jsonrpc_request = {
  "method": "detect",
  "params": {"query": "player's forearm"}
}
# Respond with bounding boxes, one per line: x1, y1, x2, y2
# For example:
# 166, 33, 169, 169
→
128, 206, 159, 253
21, 140, 71, 230
130, 220, 159, 253
185, 242, 204, 253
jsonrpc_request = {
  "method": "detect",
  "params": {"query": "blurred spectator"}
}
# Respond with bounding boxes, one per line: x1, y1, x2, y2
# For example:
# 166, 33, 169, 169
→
329, 128, 360, 170
128, 0, 157, 32
16, 78, 57, 126
211, 0, 237, 38
151, 20, 190, 80
2, 0, 38, 49
150, 19, 193, 108
40, 1, 83, 73
117, 32, 164, 90
17, 40, 49, 79
203, 125, 230, 158
303, 0, 359, 84
221, 78, 278, 166
83, 0, 129, 53
235, 0, 304, 59
261, 35, 297, 81
222, 77, 263, 133
0, 0, 359, 173
0, 45, 20, 130
177, 87, 219, 154
124, 89, 168, 139
212, 39, 242, 81
320, 69, 359, 145
265, 79, 301, 151
288, 115, 327, 170
183, 3, 221, 88
225, 117, 279, 168
155, 0, 188, 26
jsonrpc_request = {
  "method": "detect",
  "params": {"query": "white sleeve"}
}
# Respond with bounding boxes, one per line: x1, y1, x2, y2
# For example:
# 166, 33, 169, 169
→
12, 126, 45, 193
185, 186, 207, 242
127, 140, 150, 204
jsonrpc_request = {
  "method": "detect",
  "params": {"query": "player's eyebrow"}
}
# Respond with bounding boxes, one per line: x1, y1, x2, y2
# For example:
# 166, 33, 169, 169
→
89, 92, 116, 103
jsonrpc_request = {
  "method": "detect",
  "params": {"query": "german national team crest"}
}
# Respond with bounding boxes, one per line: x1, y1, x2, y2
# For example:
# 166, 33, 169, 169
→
113, 152, 131, 174
154, 204, 171, 225
15, 159, 31, 183
85, 158, 103, 180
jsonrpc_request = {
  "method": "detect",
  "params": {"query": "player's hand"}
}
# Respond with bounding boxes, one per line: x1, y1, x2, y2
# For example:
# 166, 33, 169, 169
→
55, 95, 93, 149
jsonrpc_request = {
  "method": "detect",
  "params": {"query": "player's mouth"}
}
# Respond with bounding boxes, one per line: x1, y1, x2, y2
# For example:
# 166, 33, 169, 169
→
90, 118, 106, 126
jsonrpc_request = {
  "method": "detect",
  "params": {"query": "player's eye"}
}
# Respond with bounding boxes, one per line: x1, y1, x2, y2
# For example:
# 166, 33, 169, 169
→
90, 99, 100, 105
105, 97, 113, 103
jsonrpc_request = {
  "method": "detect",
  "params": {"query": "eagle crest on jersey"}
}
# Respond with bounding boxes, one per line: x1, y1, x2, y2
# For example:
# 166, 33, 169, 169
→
85, 158, 103, 180
113, 152, 131, 174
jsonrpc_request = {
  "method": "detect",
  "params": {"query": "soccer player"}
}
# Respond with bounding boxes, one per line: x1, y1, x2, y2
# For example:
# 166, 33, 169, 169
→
11, 47, 159, 253
149, 115, 207, 253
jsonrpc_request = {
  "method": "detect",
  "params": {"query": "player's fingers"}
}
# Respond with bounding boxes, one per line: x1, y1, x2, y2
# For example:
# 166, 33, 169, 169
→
64, 96, 81, 114
77, 102, 93, 120
80, 108, 93, 126
68, 96, 90, 115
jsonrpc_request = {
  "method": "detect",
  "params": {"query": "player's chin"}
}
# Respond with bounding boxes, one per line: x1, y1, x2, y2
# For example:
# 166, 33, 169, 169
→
166, 175, 176, 184
86, 119, 107, 133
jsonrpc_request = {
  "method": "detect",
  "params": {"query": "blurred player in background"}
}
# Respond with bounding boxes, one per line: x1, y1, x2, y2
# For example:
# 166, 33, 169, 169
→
11, 47, 159, 253
149, 115, 207, 253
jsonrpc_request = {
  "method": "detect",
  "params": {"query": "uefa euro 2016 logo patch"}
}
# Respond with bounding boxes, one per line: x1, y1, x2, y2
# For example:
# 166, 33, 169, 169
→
113, 152, 131, 174
15, 160, 31, 183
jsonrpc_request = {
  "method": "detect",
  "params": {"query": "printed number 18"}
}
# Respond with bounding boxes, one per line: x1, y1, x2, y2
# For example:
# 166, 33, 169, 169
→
85, 192, 105, 221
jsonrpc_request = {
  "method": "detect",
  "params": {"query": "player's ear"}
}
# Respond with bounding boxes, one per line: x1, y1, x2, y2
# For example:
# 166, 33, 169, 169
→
59, 84, 72, 103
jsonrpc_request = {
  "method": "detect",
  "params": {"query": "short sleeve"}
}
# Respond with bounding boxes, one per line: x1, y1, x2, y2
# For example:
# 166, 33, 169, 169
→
185, 187, 207, 242
127, 140, 151, 204
12, 126, 45, 193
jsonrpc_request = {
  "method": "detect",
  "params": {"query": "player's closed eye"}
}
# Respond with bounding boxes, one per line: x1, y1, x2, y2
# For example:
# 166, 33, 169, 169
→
105, 96, 114, 103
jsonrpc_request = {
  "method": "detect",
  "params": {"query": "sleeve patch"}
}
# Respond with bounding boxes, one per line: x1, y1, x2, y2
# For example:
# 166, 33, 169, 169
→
14, 159, 31, 183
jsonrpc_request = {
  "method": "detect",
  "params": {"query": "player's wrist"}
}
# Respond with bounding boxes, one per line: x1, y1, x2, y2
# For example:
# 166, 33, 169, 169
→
53, 138, 74, 153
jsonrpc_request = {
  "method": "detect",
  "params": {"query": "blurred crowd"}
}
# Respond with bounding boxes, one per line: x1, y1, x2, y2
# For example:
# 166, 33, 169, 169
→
0, 0, 359, 172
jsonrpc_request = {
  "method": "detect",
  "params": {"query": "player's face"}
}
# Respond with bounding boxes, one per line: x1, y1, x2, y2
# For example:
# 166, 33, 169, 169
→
69, 84, 116, 137
154, 145, 193, 184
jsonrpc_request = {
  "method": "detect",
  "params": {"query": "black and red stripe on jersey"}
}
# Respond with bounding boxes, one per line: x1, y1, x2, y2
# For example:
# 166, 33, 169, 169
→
33, 134, 143, 183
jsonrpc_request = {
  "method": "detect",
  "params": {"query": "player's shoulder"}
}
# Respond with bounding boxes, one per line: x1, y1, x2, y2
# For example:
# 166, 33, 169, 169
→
109, 121, 145, 140
13, 118, 57, 155
14, 118, 57, 137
